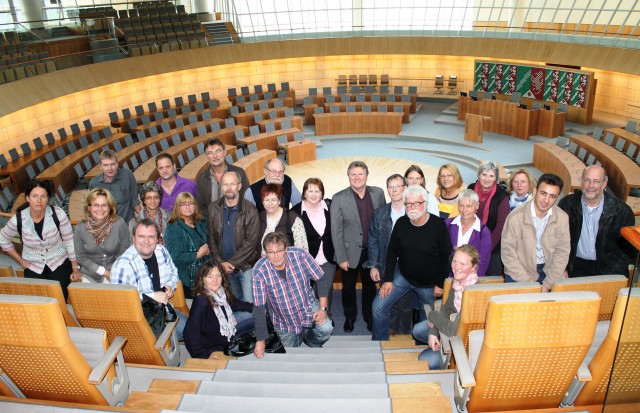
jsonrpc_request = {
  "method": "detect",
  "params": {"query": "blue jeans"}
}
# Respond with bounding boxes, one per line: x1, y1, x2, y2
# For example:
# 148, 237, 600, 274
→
228, 268, 254, 303
412, 321, 444, 370
504, 263, 546, 284
233, 311, 255, 337
175, 309, 188, 341
372, 271, 435, 340
274, 300, 334, 348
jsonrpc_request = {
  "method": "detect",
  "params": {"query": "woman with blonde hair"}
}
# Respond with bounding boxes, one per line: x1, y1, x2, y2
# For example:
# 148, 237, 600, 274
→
74, 187, 131, 283
507, 168, 536, 211
164, 192, 209, 299
435, 163, 464, 219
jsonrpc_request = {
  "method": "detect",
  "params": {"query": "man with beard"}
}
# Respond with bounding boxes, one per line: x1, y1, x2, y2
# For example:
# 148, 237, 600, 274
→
372, 185, 451, 340
196, 138, 250, 215
558, 165, 635, 278
207, 171, 260, 302
245, 158, 302, 212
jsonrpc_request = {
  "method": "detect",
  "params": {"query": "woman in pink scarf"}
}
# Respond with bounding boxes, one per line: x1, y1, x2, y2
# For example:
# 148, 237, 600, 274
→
412, 245, 480, 370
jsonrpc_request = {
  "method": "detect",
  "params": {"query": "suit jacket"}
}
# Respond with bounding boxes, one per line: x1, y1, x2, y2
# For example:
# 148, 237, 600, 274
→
330, 185, 385, 268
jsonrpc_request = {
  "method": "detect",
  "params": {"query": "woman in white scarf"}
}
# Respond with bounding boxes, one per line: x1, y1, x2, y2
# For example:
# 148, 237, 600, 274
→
411, 245, 480, 370
183, 260, 254, 359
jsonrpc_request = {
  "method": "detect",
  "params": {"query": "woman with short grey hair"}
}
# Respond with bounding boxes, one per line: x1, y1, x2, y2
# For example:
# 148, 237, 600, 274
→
467, 161, 509, 275
129, 181, 170, 244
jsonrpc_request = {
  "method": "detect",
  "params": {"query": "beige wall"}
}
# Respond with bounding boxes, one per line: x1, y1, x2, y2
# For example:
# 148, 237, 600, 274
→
0, 37, 638, 158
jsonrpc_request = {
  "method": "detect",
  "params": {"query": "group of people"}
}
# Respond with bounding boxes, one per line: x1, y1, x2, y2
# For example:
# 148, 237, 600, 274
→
0, 139, 634, 361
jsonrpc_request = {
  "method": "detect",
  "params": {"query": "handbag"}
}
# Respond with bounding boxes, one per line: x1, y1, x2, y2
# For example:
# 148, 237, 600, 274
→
224, 314, 285, 357
141, 294, 177, 338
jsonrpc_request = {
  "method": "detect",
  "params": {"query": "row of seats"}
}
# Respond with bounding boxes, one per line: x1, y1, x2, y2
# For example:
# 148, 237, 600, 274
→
230, 100, 293, 115
338, 74, 389, 87
0, 51, 49, 68
0, 31, 21, 44
228, 82, 291, 97
129, 37, 208, 56
0, 60, 56, 84
310, 85, 417, 95
313, 104, 405, 114
434, 75, 457, 94
588, 127, 640, 165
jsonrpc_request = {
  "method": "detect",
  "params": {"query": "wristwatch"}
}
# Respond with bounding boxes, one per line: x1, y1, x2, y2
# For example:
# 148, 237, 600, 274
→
320, 307, 328, 312
72, 265, 81, 270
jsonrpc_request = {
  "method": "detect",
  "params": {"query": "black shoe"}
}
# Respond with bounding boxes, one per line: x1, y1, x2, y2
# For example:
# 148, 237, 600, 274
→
366, 319, 372, 332
343, 319, 355, 333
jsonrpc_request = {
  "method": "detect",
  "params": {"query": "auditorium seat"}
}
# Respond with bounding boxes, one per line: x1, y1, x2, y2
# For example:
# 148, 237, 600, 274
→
563, 288, 639, 408
68, 283, 181, 366
451, 291, 601, 412
0, 294, 129, 406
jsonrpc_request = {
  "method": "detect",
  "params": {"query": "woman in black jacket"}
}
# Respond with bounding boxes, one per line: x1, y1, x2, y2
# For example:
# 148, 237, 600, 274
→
291, 178, 336, 310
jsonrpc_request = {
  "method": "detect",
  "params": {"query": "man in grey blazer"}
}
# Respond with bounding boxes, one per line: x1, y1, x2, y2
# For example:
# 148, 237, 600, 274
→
331, 161, 386, 333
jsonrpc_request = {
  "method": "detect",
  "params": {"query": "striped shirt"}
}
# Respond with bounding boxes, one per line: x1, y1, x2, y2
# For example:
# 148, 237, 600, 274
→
0, 206, 75, 273
252, 247, 323, 334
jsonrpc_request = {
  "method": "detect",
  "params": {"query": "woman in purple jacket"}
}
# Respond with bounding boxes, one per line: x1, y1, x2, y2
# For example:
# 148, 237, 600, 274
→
444, 189, 491, 276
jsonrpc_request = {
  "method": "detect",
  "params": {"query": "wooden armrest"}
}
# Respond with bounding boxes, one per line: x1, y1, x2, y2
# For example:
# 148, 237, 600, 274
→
88, 336, 127, 385
451, 336, 475, 388
155, 320, 178, 350
576, 360, 592, 382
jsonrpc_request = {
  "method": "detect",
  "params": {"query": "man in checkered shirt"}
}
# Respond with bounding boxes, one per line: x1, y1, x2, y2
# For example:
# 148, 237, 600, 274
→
252, 232, 334, 357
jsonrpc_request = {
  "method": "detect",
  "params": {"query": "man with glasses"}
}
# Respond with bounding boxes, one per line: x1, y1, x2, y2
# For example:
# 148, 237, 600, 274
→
155, 153, 196, 211
207, 171, 260, 302
89, 150, 140, 223
367, 174, 413, 336
252, 232, 333, 357
196, 138, 250, 215
245, 158, 302, 212
558, 165, 635, 277
331, 160, 386, 333
372, 185, 451, 340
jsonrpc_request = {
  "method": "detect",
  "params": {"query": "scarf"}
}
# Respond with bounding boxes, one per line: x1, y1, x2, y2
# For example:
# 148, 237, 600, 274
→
144, 208, 165, 245
452, 271, 479, 312
206, 287, 237, 341
509, 193, 531, 211
474, 180, 497, 225
86, 214, 112, 245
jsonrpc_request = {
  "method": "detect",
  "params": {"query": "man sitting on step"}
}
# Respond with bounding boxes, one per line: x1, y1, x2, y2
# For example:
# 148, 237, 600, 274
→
252, 232, 334, 357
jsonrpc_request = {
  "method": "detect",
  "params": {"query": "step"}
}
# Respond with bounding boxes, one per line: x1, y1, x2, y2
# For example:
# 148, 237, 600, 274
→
284, 346, 381, 354
323, 339, 380, 348
231, 352, 382, 363
124, 391, 182, 411
392, 396, 453, 413
212, 369, 388, 384
225, 359, 385, 373
147, 379, 201, 394
197, 381, 389, 398
178, 394, 392, 413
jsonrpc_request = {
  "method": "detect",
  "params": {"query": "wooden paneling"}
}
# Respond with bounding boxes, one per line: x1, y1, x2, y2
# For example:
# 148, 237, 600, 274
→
314, 112, 403, 135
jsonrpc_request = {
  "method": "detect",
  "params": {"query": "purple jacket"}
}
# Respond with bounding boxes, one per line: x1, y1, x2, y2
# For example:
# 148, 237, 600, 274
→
445, 218, 491, 276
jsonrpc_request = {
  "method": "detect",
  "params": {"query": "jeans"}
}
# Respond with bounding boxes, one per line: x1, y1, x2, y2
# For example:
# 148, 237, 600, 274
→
372, 271, 434, 340
274, 300, 334, 348
504, 263, 546, 284
412, 321, 444, 370
233, 311, 255, 337
228, 267, 254, 303
342, 250, 377, 322
175, 309, 188, 341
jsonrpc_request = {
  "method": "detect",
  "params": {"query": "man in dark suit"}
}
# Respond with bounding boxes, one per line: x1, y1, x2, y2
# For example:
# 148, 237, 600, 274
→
330, 160, 386, 333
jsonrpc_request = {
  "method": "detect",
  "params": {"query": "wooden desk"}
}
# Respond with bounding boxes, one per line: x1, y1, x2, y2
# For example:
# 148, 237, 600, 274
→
279, 140, 316, 165
314, 112, 403, 136
256, 116, 303, 133
232, 108, 288, 128
0, 127, 109, 193
537, 109, 566, 138
457, 97, 541, 140
606, 128, 640, 158
228, 89, 296, 106
69, 189, 89, 225
313, 93, 417, 113
302, 104, 318, 125
134, 143, 236, 184
237, 97, 294, 112
37, 133, 128, 194
238, 128, 301, 152
131, 108, 228, 136
570, 135, 640, 200
533, 142, 585, 195
323, 102, 411, 123
233, 149, 277, 184
464, 114, 490, 143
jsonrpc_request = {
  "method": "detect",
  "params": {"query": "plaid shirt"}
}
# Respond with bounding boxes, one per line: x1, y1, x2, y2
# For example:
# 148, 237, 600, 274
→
252, 247, 323, 334
110, 244, 178, 300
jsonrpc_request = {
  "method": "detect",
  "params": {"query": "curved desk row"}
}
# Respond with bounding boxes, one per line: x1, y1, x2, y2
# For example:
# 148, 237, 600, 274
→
237, 127, 302, 152
532, 142, 585, 195
313, 112, 403, 135
228, 89, 296, 106
323, 102, 411, 123
310, 92, 417, 113
179, 149, 275, 185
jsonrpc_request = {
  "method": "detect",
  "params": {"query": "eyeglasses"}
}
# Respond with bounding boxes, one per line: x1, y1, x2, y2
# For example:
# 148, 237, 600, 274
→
144, 196, 160, 201
179, 202, 195, 207
439, 174, 454, 180
387, 185, 405, 191
405, 201, 426, 209
582, 178, 604, 186
90, 203, 109, 209
267, 168, 284, 175
266, 249, 286, 256
206, 149, 224, 156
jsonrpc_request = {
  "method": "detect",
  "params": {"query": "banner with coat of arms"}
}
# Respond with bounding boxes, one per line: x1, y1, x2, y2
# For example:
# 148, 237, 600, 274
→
473, 61, 590, 108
